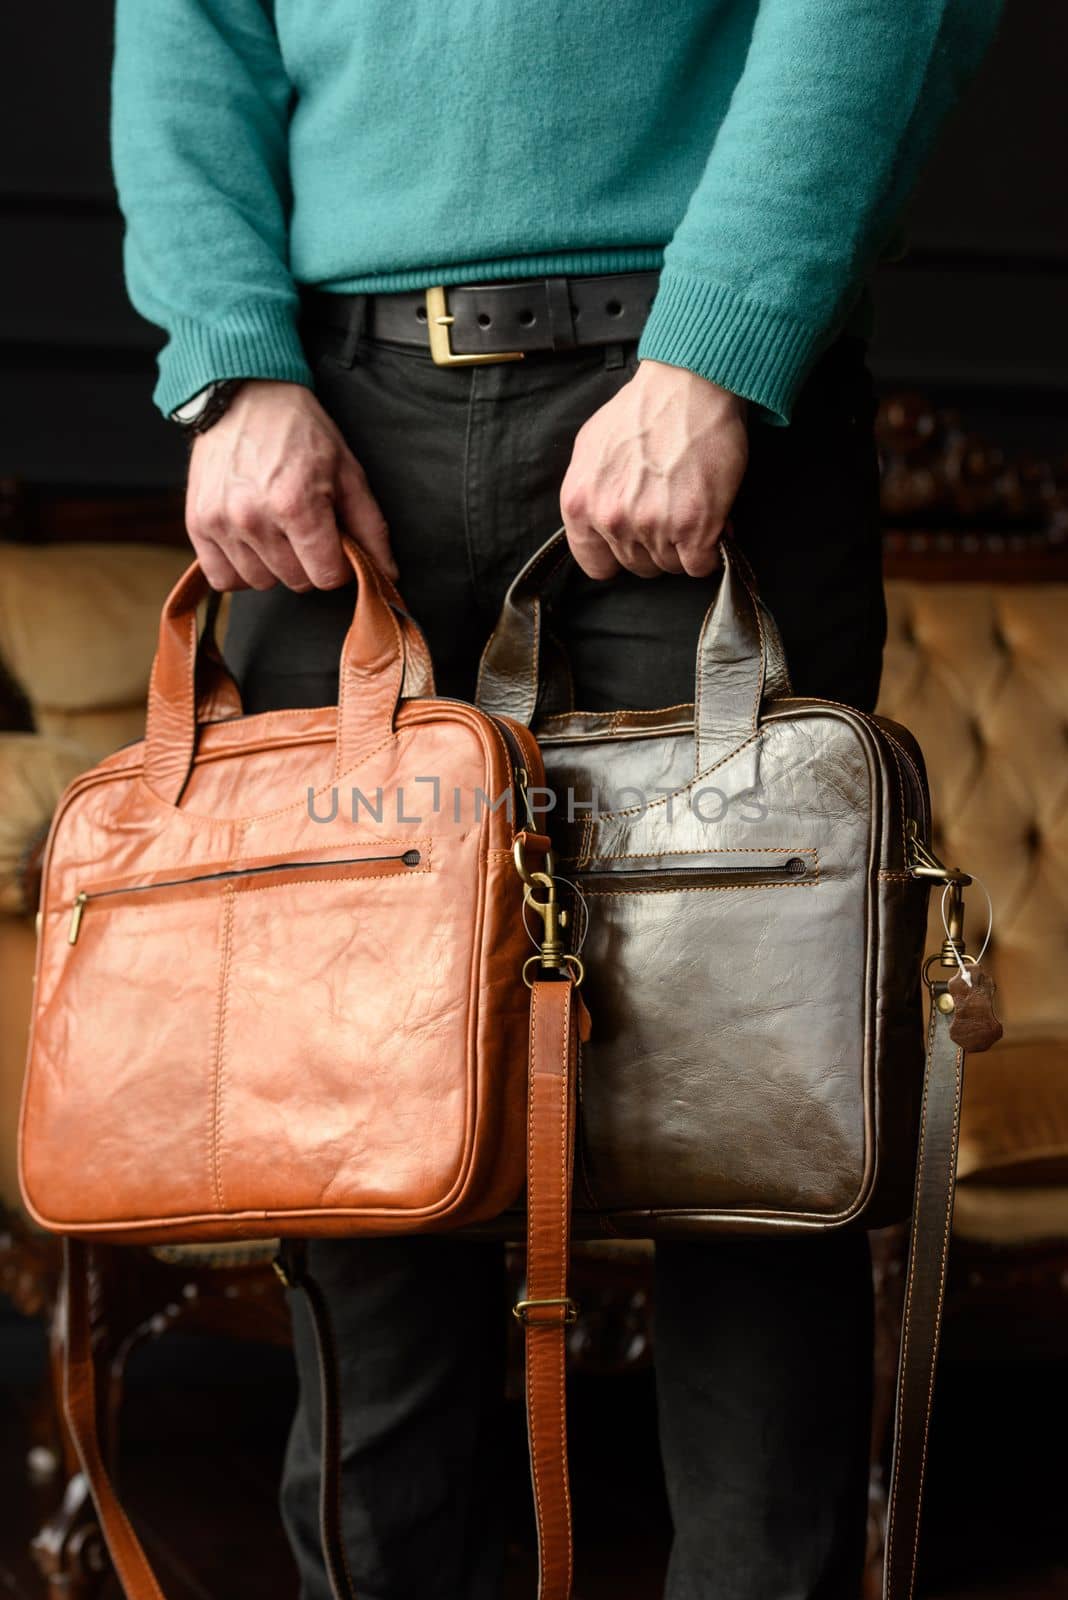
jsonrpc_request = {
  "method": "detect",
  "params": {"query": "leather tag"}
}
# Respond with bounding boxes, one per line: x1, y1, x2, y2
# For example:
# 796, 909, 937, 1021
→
947, 967, 1003, 1053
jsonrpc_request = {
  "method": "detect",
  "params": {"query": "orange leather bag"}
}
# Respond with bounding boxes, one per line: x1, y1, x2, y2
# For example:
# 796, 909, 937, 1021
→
19, 540, 586, 1600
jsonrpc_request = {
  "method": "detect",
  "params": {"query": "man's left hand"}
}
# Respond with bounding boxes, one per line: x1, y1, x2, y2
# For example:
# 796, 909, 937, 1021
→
560, 359, 749, 579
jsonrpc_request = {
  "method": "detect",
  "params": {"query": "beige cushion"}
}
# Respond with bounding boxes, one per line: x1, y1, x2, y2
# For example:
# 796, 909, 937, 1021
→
953, 1183, 1068, 1246
879, 582, 1068, 1037
956, 1036, 1068, 1188
0, 916, 36, 1207
0, 733, 90, 913
0, 543, 190, 762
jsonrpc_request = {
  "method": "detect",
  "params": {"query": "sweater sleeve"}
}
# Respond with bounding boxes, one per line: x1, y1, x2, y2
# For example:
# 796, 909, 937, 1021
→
637, 0, 1003, 424
112, 0, 312, 417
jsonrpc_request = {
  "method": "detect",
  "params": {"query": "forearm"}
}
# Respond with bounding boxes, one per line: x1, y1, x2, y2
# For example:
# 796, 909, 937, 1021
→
112, 0, 311, 417
638, 0, 1003, 422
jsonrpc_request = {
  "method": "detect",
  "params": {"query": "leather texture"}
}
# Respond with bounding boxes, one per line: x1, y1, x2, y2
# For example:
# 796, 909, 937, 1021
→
883, 998, 964, 1600
58, 969, 587, 1600
58, 984, 968, 1600
301, 271, 661, 357
25, 529, 969, 1600
19, 539, 540, 1242
477, 531, 934, 1236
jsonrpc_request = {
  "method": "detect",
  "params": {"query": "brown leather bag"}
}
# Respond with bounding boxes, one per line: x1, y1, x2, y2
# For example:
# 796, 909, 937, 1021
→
20, 532, 979, 1600
477, 529, 932, 1234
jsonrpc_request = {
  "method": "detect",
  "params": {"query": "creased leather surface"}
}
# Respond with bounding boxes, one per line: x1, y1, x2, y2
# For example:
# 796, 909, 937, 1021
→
478, 534, 932, 1238
20, 560, 534, 1244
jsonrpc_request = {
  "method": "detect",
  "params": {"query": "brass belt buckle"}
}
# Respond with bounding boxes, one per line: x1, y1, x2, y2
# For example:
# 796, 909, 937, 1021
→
425, 286, 525, 367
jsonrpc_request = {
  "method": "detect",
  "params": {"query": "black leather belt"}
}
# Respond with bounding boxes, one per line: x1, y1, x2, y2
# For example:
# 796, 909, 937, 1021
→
301, 271, 660, 366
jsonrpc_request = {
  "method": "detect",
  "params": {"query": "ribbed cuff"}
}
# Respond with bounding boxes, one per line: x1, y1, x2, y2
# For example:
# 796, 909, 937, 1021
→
637, 270, 826, 426
153, 300, 313, 418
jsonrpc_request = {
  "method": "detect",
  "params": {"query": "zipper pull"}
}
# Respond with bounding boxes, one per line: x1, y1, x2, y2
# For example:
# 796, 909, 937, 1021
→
68, 892, 87, 945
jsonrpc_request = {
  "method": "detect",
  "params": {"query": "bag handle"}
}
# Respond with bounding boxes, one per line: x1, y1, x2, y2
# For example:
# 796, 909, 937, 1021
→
474, 529, 790, 777
142, 539, 435, 805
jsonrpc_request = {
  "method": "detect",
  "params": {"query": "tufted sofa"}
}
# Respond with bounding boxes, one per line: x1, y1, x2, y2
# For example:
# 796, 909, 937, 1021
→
878, 572, 1068, 1257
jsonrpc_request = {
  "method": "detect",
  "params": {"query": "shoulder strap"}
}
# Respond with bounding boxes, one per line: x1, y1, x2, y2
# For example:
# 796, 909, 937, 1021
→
60, 986, 958, 1600
883, 998, 965, 1600
58, 973, 587, 1600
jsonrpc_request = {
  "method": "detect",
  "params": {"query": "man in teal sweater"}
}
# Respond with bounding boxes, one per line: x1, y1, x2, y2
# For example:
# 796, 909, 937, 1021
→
113, 3, 999, 1595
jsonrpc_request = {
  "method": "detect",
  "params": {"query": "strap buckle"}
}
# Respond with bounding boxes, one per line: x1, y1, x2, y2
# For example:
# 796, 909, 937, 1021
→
513, 1296, 579, 1325
426, 286, 525, 367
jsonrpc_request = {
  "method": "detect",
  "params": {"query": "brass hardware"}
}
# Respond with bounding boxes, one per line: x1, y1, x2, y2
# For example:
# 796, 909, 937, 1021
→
906, 820, 972, 890
514, 833, 555, 887
513, 1296, 579, 1325
936, 991, 956, 1014
271, 1257, 293, 1288
514, 840, 583, 986
515, 767, 538, 832
426, 287, 525, 367
523, 870, 570, 974
68, 892, 87, 945
907, 821, 974, 971
523, 951, 586, 989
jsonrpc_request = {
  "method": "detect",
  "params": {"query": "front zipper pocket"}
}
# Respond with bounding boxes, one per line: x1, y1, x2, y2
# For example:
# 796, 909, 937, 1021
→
574, 851, 815, 895
67, 847, 426, 944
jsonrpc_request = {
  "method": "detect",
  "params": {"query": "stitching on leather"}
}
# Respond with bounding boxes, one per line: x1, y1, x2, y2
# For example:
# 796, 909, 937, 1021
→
525, 984, 548, 1579
878, 870, 914, 882
235, 865, 432, 896
529, 597, 541, 719
905, 1035, 962, 1597
558, 985, 575, 1587
581, 846, 817, 862
72, 840, 432, 899
480, 714, 524, 845
333, 590, 404, 782
880, 726, 928, 859
885, 739, 909, 865
540, 704, 694, 724
209, 885, 236, 1213
593, 728, 763, 821
742, 569, 767, 736
581, 880, 818, 897
885, 1003, 939, 1594
475, 533, 568, 708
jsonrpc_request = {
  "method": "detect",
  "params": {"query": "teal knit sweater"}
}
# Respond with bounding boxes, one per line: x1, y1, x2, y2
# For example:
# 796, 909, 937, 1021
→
112, 0, 1000, 424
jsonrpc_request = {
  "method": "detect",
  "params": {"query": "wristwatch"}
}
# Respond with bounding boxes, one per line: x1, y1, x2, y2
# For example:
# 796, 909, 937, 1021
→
171, 378, 244, 436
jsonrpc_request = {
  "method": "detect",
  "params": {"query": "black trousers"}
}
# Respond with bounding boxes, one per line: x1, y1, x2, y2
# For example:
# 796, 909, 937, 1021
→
224, 322, 885, 1600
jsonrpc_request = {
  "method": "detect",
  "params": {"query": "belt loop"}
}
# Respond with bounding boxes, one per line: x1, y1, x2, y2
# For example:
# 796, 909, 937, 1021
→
339, 294, 368, 369
545, 277, 577, 352
603, 343, 626, 371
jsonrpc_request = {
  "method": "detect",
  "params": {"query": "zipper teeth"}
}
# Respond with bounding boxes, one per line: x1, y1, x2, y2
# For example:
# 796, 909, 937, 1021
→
578, 857, 805, 883
581, 856, 807, 881
77, 850, 421, 905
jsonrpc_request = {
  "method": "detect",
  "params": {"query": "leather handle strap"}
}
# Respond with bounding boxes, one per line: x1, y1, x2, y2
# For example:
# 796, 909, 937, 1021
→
62, 1239, 166, 1600
883, 998, 966, 1600
519, 976, 588, 1600
143, 539, 435, 805
474, 529, 789, 777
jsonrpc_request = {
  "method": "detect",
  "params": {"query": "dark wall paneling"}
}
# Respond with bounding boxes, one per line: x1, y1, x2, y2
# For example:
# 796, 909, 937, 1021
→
1, 1, 1066, 490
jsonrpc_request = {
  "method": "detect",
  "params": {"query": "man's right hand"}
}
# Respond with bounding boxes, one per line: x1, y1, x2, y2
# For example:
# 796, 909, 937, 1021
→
185, 380, 397, 591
